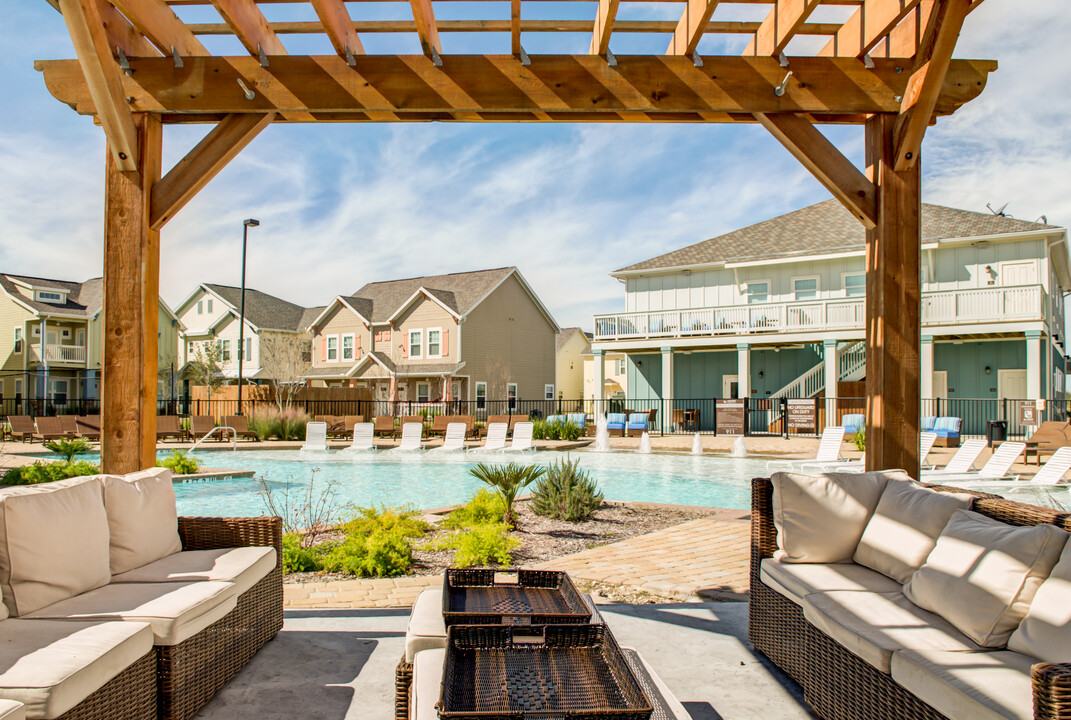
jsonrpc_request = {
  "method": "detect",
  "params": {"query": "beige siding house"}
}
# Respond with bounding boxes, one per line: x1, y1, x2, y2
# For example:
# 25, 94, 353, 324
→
0, 273, 181, 412
305, 267, 559, 407
555, 327, 590, 400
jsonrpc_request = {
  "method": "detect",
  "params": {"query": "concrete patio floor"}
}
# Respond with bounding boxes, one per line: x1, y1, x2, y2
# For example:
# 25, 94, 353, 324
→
195, 601, 814, 720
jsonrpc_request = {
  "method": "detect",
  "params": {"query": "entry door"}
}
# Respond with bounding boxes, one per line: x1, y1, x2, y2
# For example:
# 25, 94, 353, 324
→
998, 369, 1027, 400
932, 371, 948, 400
1001, 261, 1036, 287
722, 375, 739, 399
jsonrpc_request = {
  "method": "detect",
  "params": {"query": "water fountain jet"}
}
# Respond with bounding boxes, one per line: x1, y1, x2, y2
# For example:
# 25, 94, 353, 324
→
593, 414, 610, 452
638, 432, 651, 454
730, 436, 747, 458
691, 433, 703, 455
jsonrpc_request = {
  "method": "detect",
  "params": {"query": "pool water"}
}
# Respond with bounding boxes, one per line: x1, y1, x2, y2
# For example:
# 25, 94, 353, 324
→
170, 449, 773, 517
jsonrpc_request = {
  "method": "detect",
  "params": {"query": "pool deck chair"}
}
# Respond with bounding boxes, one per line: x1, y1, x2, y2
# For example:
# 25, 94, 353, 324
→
223, 415, 257, 441
76, 415, 101, 440
373, 416, 395, 438
800, 453, 865, 474
625, 413, 650, 438
344, 422, 375, 451
7, 415, 36, 442
156, 415, 184, 441
923, 438, 987, 475
920, 431, 938, 468
841, 414, 864, 435
433, 423, 467, 452
394, 422, 424, 450
951, 446, 1071, 489
605, 413, 627, 437
33, 416, 70, 442
481, 422, 508, 450
190, 415, 217, 440
766, 426, 845, 472
932, 416, 962, 447
923, 440, 1025, 482
500, 422, 534, 452
301, 421, 329, 452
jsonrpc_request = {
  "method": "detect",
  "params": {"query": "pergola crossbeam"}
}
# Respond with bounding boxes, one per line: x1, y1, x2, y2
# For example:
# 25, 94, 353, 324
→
667, 0, 720, 56
108, 0, 210, 57
310, 0, 364, 58
745, 0, 822, 57
210, 0, 288, 57
589, 0, 621, 55
755, 112, 876, 228
408, 0, 442, 58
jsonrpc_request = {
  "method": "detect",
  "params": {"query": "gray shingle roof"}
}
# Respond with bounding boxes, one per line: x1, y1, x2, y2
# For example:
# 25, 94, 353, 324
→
556, 327, 589, 354
204, 284, 313, 332
0, 274, 103, 316
616, 201, 1061, 273
349, 267, 514, 323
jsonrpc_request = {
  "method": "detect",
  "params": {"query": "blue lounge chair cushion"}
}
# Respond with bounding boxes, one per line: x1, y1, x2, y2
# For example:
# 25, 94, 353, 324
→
933, 417, 961, 438
606, 413, 627, 429
546, 415, 564, 425
568, 414, 588, 428
921, 416, 937, 432
626, 414, 649, 430
842, 414, 865, 434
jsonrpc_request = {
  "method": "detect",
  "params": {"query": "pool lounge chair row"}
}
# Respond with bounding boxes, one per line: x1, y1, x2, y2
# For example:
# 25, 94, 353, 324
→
6, 415, 103, 443
303, 421, 536, 452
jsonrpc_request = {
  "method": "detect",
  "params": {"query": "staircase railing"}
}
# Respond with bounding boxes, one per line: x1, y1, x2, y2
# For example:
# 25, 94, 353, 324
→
188, 426, 237, 455
764, 341, 867, 426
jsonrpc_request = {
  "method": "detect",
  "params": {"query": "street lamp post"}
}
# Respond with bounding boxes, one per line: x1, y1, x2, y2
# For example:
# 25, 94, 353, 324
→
237, 218, 259, 415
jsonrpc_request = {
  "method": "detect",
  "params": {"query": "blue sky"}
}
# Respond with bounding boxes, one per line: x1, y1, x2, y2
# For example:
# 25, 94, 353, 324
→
1, 1, 1067, 330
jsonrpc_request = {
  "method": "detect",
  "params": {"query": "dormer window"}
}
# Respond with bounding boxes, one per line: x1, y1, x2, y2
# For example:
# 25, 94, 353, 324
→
37, 291, 63, 302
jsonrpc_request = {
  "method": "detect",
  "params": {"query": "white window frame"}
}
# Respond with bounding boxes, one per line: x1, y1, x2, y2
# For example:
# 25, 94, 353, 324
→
843, 272, 866, 298
37, 291, 62, 302
475, 381, 487, 409
341, 333, 355, 361
12, 327, 21, 354
507, 382, 518, 410
544, 384, 554, 400
196, 300, 203, 314
76, 329, 85, 347
219, 339, 231, 362
13, 379, 22, 398
416, 382, 430, 403
746, 279, 771, 305
32, 326, 40, 337
615, 358, 626, 375
244, 337, 253, 362
326, 334, 339, 362
60, 328, 71, 339
206, 299, 213, 313
426, 327, 442, 359
408, 329, 423, 359
792, 275, 820, 301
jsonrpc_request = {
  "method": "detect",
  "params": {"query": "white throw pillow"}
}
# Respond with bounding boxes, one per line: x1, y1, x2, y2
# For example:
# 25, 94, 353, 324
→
1008, 531, 1071, 663
0, 476, 112, 616
854, 480, 974, 583
771, 471, 907, 564
104, 468, 182, 575
903, 509, 1068, 648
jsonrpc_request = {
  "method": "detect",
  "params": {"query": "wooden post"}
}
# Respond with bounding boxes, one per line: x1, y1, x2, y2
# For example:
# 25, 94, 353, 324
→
864, 113, 921, 476
102, 113, 161, 474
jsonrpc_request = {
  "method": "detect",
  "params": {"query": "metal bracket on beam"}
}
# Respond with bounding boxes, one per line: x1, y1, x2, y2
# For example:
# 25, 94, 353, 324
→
606, 48, 617, 67
692, 52, 703, 68
774, 70, 793, 97
518, 46, 531, 67
116, 48, 132, 76
257, 44, 269, 68
863, 53, 875, 70
344, 44, 356, 66
170, 45, 184, 68
778, 52, 789, 68
431, 48, 443, 67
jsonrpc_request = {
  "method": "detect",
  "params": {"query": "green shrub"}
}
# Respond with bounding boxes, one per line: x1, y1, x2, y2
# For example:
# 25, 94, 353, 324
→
341, 506, 429, 538
532, 457, 604, 521
469, 462, 547, 526
282, 532, 323, 573
427, 523, 518, 568
2, 460, 100, 486
531, 417, 548, 440
441, 488, 507, 530
44, 437, 92, 462
158, 450, 201, 475
852, 429, 865, 452
247, 407, 311, 440
321, 528, 413, 577
532, 419, 582, 442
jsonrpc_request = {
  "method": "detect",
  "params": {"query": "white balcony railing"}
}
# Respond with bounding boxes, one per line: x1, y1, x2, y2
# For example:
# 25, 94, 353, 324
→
32, 344, 87, 364
593, 285, 1048, 342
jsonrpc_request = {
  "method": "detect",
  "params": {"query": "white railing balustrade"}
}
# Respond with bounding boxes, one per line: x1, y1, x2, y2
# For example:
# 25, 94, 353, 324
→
593, 285, 1047, 341
35, 344, 87, 363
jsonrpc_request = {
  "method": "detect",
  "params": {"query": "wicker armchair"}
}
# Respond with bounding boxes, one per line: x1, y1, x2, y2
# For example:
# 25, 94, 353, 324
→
749, 477, 1071, 720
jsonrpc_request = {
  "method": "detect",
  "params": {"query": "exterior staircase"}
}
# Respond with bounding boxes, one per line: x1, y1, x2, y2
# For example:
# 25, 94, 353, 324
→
763, 342, 866, 425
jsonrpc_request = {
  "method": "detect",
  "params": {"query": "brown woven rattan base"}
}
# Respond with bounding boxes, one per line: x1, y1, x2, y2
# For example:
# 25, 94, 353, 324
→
396, 654, 414, 720
57, 650, 157, 720
747, 578, 811, 687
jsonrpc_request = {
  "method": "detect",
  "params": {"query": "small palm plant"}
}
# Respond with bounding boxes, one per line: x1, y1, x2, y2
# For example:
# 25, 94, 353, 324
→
468, 462, 547, 526
44, 437, 92, 463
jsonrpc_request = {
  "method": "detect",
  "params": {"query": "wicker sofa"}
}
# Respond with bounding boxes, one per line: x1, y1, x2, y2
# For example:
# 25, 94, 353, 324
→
0, 469, 282, 720
750, 472, 1071, 720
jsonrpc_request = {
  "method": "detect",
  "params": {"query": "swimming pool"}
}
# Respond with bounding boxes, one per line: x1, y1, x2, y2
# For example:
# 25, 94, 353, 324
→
170, 449, 772, 517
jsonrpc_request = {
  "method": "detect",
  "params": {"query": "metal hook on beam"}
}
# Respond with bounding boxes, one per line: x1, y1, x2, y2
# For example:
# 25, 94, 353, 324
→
257, 44, 269, 68
237, 78, 256, 101
606, 48, 617, 67
774, 70, 793, 97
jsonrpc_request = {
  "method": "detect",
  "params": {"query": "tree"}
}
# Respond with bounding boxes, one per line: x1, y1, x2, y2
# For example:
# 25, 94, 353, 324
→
186, 341, 226, 400
259, 333, 312, 411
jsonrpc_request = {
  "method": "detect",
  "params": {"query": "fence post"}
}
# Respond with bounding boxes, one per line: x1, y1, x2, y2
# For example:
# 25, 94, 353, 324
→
743, 397, 750, 437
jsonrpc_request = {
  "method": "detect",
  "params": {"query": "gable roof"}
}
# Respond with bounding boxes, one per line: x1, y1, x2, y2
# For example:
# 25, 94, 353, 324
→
615, 201, 1063, 274
350, 267, 516, 323
0, 274, 100, 317
556, 327, 589, 354
202, 283, 314, 333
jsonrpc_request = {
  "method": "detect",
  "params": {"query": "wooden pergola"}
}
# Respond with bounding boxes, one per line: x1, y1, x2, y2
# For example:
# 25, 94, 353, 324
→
35, 0, 994, 476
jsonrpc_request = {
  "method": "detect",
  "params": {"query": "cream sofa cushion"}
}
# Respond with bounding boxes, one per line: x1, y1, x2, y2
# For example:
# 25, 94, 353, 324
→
771, 471, 906, 564
26, 581, 237, 646
0, 476, 112, 616
1008, 532, 1071, 662
0, 701, 24, 720
104, 468, 182, 575
854, 480, 974, 583
802, 590, 982, 673
0, 619, 152, 719
903, 509, 1067, 647
759, 558, 902, 605
111, 546, 276, 596
891, 648, 1034, 720
406, 588, 447, 663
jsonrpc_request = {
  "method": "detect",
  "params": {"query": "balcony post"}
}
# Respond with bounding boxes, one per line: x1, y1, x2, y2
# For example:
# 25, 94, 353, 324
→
592, 348, 605, 413
737, 343, 751, 400
660, 345, 674, 412
1026, 330, 1043, 405
920, 335, 934, 400
823, 338, 838, 428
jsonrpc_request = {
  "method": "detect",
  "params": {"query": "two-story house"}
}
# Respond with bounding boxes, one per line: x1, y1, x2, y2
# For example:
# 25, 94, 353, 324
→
0, 274, 181, 413
175, 284, 322, 384
555, 328, 590, 401
591, 201, 1070, 422
304, 267, 558, 407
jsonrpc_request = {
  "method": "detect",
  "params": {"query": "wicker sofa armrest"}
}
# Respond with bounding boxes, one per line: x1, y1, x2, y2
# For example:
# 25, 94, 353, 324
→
750, 477, 778, 573
178, 516, 283, 568
1033, 663, 1071, 720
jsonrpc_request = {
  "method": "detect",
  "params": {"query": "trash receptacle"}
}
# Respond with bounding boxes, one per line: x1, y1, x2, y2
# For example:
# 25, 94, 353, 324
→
986, 420, 1007, 447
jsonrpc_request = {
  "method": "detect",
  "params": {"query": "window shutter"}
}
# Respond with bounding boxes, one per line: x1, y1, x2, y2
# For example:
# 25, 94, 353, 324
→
321, 337, 326, 362
442, 329, 449, 355
356, 334, 363, 354
402, 341, 408, 359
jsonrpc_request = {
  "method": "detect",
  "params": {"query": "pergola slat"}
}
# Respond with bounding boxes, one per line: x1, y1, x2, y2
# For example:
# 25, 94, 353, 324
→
589, 0, 621, 55
210, 0, 288, 56
310, 0, 364, 57
819, 0, 922, 58
408, 0, 442, 57
96, 0, 161, 57
108, 0, 210, 57
667, 0, 721, 56
745, 0, 822, 57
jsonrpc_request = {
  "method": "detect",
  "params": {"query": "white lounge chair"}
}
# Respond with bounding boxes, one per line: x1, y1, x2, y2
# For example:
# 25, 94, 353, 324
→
301, 421, 328, 452
432, 423, 467, 452
922, 441, 1025, 483
921, 438, 988, 475
920, 431, 938, 468
481, 422, 508, 451
343, 422, 375, 452
500, 421, 534, 452
800, 453, 865, 474
393, 422, 424, 451
947, 445, 1071, 489
767, 426, 845, 472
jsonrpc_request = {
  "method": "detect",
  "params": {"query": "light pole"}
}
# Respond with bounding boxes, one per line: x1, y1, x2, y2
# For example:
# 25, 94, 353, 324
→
237, 218, 259, 415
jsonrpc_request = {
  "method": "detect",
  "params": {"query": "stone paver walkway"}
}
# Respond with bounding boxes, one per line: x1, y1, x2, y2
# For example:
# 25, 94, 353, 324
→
284, 509, 751, 608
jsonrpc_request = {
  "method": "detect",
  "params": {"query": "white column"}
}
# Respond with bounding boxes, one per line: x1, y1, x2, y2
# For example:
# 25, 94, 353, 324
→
737, 343, 750, 400
823, 338, 838, 428
592, 349, 605, 405
920, 335, 934, 400
660, 346, 674, 403
1026, 331, 1043, 401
